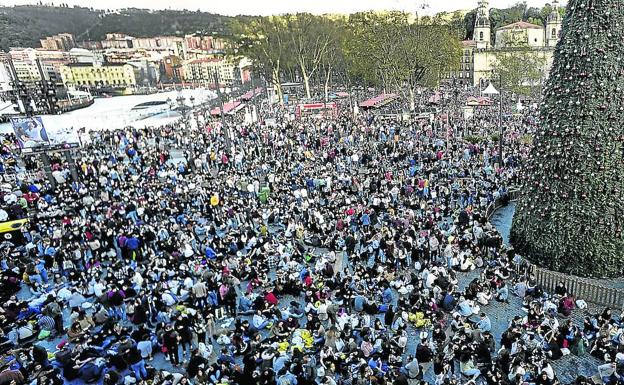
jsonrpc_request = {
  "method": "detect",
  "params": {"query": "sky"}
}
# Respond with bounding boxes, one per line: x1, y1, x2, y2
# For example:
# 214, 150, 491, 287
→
2, 0, 562, 16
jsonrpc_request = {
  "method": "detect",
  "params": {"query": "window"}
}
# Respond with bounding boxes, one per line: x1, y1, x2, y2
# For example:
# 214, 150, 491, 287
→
552, 28, 557, 38
479, 31, 484, 41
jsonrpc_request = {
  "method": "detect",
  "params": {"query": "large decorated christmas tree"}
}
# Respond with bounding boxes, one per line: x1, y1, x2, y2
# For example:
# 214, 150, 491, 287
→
510, 0, 624, 277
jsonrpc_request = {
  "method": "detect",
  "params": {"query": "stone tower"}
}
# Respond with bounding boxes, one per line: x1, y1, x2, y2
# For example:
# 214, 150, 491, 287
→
546, 0, 563, 47
474, 0, 491, 49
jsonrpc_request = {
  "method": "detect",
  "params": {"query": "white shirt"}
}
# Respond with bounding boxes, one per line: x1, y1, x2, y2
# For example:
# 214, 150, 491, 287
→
94, 282, 106, 297
541, 364, 555, 380
252, 313, 267, 328
317, 303, 328, 320
131, 273, 144, 288
425, 273, 438, 289
161, 292, 176, 306
57, 287, 72, 301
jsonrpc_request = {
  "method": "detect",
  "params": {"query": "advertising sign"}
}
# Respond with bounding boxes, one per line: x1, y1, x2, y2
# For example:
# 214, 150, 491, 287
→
11, 116, 49, 149
11, 116, 80, 154
48, 126, 81, 149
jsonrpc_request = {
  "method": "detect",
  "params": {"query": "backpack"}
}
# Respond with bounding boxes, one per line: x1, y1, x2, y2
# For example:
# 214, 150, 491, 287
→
304, 364, 316, 380
110, 291, 124, 306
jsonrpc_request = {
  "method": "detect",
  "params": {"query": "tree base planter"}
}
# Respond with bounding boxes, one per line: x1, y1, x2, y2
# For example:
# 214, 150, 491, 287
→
489, 194, 624, 308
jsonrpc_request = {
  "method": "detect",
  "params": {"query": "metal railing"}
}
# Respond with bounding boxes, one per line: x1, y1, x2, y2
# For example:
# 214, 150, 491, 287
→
485, 189, 518, 218
530, 265, 624, 308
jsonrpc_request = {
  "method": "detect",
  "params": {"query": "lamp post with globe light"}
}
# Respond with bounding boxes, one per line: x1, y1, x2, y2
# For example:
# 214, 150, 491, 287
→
482, 74, 503, 162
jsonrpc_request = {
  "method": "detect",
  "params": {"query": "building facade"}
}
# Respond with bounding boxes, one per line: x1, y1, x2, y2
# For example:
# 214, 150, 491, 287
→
456, 0, 563, 87
181, 57, 252, 86
60, 63, 137, 88
101, 33, 134, 50
182, 58, 237, 86
184, 34, 226, 52
162, 55, 184, 82
126, 59, 160, 86
2, 49, 69, 84
0, 60, 11, 92
132, 36, 186, 57
68, 48, 104, 65
40, 33, 76, 51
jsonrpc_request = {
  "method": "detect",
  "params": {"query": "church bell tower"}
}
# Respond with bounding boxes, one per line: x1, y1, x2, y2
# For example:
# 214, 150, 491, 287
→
474, 0, 491, 49
546, 0, 563, 47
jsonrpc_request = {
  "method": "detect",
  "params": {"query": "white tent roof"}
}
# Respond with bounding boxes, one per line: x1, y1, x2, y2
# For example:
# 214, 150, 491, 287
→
482, 83, 500, 95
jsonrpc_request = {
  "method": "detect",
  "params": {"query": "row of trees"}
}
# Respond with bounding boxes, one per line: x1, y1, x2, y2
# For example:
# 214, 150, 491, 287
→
232, 12, 462, 109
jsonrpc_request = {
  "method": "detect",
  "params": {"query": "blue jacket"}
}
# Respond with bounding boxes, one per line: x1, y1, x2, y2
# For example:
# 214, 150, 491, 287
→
277, 372, 297, 385
382, 288, 393, 304
126, 237, 140, 250
205, 247, 217, 259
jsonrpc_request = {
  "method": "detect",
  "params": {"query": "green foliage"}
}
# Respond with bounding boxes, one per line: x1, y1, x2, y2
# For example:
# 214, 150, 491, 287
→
88, 9, 232, 39
430, 10, 467, 41
519, 134, 533, 145
464, 135, 484, 144
236, 11, 460, 108
282, 13, 338, 99
510, 0, 624, 278
491, 47, 547, 96
463, 10, 477, 41
0, 3, 569, 53
345, 11, 461, 108
525, 7, 544, 26
489, 2, 528, 31
230, 16, 290, 103
0, 5, 234, 51
0, 5, 99, 50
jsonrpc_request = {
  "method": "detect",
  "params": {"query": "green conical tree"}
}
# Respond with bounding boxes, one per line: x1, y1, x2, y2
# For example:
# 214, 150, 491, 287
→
510, 0, 624, 278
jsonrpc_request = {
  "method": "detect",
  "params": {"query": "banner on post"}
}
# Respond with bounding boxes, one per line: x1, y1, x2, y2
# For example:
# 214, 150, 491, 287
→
11, 116, 80, 154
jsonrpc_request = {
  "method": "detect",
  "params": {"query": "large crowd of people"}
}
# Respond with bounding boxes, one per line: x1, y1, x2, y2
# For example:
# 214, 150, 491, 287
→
0, 88, 620, 385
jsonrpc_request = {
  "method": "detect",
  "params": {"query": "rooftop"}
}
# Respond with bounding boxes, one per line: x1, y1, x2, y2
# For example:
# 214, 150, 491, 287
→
187, 58, 224, 64
66, 62, 128, 67
498, 21, 544, 30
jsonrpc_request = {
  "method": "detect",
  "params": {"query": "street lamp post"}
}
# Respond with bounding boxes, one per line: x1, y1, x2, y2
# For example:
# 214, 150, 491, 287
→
189, 96, 196, 128
212, 68, 229, 148
482, 73, 504, 164
452, 77, 461, 136
498, 73, 503, 162
353, 84, 363, 118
